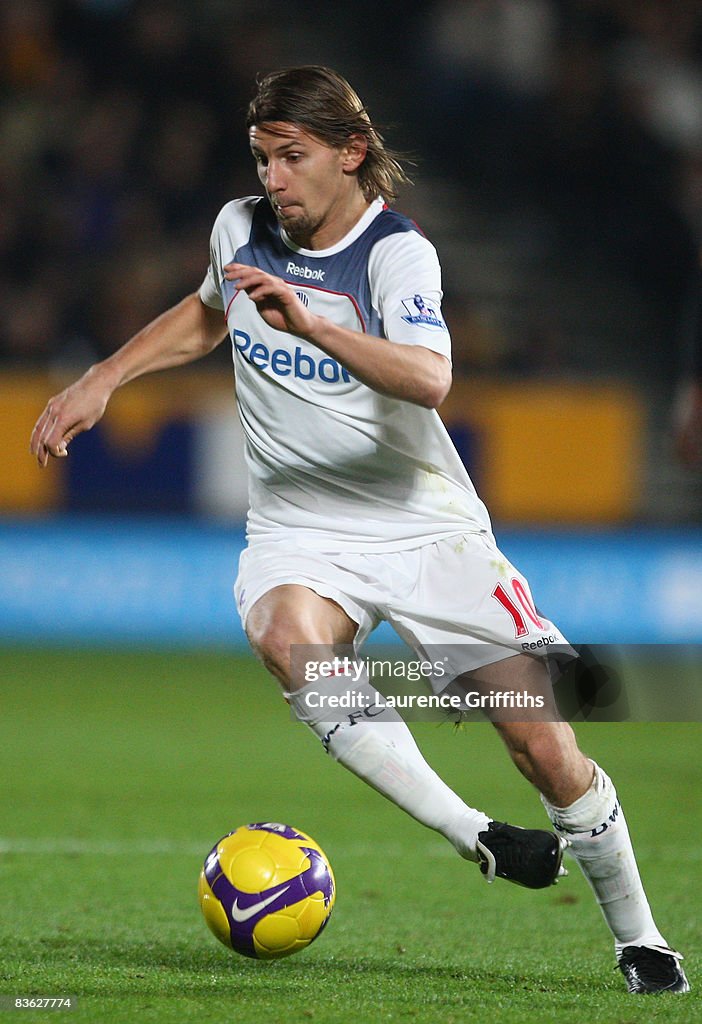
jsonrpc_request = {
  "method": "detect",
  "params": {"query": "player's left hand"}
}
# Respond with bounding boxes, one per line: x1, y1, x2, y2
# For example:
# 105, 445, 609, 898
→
224, 263, 318, 339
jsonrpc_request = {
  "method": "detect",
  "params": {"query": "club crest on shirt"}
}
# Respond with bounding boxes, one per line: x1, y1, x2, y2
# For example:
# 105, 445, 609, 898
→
400, 294, 446, 331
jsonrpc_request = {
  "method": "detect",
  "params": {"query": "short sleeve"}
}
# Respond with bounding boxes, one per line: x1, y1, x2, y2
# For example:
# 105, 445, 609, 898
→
198, 197, 262, 311
198, 225, 225, 310
199, 261, 224, 310
368, 230, 451, 360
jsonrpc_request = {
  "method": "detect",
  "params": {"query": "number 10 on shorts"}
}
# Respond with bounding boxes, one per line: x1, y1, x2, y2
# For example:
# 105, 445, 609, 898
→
492, 579, 544, 638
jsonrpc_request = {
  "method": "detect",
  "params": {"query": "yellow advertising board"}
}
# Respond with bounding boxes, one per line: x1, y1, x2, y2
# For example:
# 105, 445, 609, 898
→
3, 372, 642, 523
440, 380, 643, 523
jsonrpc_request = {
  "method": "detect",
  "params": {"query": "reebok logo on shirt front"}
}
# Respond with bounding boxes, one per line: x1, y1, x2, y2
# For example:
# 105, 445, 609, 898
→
286, 261, 325, 281
234, 329, 351, 384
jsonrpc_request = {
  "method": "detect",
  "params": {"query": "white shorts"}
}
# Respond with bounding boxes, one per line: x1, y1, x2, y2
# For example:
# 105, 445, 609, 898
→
234, 532, 573, 691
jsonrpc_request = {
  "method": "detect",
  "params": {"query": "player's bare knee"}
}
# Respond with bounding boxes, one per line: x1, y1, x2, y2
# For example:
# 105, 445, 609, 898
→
246, 589, 354, 688
246, 621, 293, 682
245, 604, 296, 681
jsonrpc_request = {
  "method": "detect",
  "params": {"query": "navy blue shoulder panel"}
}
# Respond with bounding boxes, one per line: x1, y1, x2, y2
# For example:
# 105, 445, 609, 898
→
233, 199, 288, 273
234, 201, 419, 329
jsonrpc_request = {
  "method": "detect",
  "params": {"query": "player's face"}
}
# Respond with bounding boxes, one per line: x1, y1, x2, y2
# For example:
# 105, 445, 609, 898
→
249, 122, 366, 249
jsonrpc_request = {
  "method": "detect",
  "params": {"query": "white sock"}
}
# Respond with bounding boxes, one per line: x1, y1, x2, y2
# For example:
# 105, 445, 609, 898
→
541, 761, 668, 954
288, 669, 491, 861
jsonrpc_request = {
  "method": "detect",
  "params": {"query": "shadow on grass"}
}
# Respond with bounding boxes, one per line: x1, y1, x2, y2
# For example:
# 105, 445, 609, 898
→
14, 936, 617, 999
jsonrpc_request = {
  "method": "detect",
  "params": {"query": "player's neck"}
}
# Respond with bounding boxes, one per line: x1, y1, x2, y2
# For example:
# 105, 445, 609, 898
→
292, 190, 372, 251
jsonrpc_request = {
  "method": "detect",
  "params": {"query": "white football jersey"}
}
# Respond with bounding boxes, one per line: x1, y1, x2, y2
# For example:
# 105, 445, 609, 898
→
199, 195, 491, 550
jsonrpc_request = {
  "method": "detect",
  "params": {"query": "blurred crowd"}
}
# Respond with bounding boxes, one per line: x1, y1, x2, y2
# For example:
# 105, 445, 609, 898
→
2, 0, 702, 380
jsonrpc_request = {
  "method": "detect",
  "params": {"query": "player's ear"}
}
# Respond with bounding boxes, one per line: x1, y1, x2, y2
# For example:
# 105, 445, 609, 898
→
341, 134, 367, 173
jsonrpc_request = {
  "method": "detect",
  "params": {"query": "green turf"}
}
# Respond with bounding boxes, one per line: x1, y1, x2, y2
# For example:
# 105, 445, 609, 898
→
0, 648, 699, 1023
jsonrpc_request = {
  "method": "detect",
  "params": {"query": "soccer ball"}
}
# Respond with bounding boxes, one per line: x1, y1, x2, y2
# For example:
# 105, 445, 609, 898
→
198, 822, 336, 959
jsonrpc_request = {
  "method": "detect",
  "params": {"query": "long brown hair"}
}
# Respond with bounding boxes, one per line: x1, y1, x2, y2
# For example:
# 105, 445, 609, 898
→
246, 66, 411, 203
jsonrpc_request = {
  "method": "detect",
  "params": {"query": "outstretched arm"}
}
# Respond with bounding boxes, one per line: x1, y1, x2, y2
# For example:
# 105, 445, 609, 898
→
225, 263, 452, 409
30, 293, 227, 467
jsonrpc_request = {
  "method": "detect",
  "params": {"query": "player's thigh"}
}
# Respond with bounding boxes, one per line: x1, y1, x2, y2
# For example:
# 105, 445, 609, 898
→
384, 533, 572, 688
246, 584, 357, 687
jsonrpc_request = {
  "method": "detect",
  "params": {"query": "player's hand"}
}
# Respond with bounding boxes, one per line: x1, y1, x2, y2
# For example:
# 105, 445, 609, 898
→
29, 366, 114, 468
224, 263, 318, 339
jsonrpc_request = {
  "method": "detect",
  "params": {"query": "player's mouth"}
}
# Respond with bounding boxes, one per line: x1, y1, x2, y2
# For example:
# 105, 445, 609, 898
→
272, 201, 300, 214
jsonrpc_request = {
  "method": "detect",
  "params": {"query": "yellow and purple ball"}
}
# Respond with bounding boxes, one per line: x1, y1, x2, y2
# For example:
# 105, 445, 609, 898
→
198, 822, 336, 959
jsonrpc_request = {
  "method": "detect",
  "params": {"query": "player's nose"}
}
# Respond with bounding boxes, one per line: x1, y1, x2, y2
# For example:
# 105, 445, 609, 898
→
266, 159, 286, 194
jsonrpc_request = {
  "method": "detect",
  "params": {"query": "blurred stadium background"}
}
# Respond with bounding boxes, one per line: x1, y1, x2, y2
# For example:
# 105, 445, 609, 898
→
2, 0, 702, 648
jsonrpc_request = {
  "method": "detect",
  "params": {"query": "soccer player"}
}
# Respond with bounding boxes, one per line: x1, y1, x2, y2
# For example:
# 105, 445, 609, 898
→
30, 66, 688, 994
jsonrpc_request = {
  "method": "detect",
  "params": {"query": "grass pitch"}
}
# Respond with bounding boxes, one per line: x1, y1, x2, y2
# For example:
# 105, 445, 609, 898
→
0, 648, 699, 1023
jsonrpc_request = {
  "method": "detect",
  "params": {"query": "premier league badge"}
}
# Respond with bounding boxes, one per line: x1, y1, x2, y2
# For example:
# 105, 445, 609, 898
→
400, 294, 446, 330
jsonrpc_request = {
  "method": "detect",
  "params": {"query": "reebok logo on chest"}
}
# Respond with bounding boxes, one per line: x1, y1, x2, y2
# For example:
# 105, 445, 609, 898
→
286, 261, 325, 282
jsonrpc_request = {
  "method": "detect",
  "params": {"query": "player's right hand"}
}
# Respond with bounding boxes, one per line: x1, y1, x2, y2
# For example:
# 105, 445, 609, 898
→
29, 367, 114, 468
